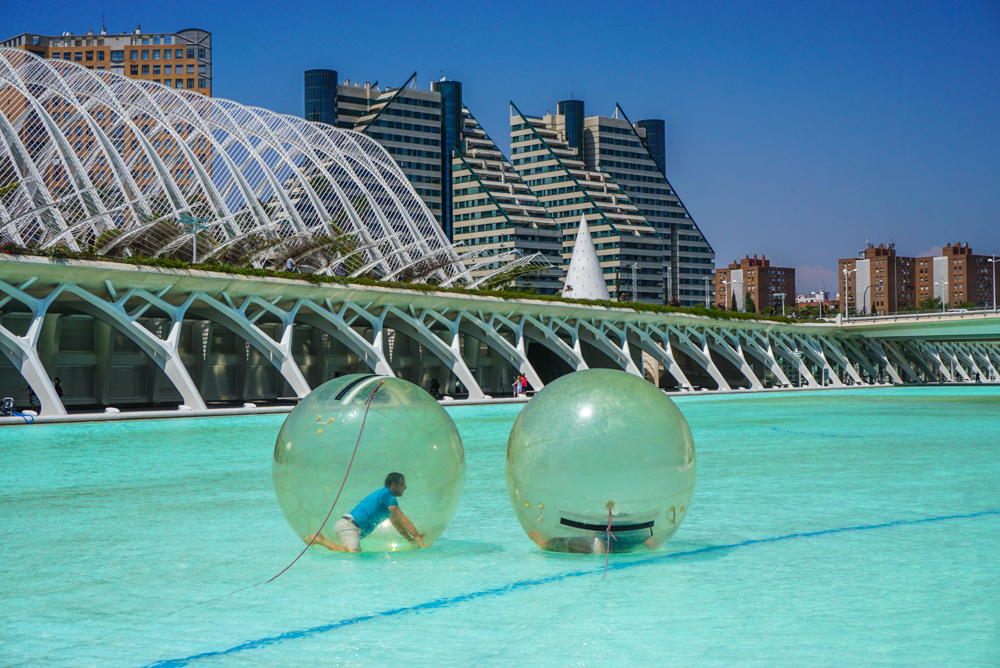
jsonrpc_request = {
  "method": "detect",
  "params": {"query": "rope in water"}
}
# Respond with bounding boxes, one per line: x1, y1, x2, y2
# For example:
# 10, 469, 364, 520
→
603, 501, 616, 577
267, 379, 384, 582
90, 379, 385, 645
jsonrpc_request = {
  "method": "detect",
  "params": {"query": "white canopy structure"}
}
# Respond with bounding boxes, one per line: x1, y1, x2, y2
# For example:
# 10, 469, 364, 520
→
561, 215, 610, 300
0, 48, 540, 284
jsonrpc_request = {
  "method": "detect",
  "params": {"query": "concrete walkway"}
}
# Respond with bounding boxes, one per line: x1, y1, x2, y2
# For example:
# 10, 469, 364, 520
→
2, 381, 992, 427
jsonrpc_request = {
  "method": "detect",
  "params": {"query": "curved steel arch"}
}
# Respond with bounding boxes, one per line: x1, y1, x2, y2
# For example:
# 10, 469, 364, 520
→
0, 47, 537, 285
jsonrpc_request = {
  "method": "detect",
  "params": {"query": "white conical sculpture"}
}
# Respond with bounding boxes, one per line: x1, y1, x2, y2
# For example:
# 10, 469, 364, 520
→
561, 215, 610, 300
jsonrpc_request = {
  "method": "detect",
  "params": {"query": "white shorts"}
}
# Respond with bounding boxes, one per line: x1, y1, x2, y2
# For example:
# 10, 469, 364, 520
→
334, 516, 362, 551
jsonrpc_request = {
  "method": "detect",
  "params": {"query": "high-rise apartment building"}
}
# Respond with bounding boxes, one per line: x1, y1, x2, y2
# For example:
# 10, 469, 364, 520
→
303, 74, 715, 303
587, 105, 715, 304
2, 26, 212, 96
509, 100, 714, 305
304, 74, 448, 229
715, 255, 794, 313
510, 102, 667, 303
838, 241, 997, 313
451, 107, 563, 293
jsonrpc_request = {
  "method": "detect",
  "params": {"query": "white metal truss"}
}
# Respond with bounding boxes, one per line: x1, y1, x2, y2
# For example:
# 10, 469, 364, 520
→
1, 267, 998, 414
0, 48, 540, 286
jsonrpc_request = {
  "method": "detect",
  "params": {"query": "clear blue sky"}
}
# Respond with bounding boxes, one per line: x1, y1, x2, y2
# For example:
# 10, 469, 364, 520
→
5, 0, 999, 292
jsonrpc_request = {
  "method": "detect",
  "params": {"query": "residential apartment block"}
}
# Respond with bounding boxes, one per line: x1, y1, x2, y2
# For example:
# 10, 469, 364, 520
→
588, 106, 715, 304
715, 255, 794, 313
839, 241, 997, 313
303, 72, 451, 231
303, 72, 716, 303
510, 102, 667, 303
838, 242, 915, 314
2, 26, 212, 96
915, 242, 997, 309
451, 108, 563, 293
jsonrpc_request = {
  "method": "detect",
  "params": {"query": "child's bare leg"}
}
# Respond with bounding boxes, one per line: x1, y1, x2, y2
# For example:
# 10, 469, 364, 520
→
527, 530, 548, 549
304, 533, 348, 552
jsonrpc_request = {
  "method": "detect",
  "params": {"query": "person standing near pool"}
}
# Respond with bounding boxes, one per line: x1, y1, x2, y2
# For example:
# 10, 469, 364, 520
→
305, 472, 427, 552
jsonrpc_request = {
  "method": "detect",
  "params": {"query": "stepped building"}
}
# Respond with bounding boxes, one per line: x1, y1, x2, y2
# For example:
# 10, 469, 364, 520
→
509, 101, 666, 303
303, 71, 715, 304
304, 72, 455, 233
450, 107, 563, 293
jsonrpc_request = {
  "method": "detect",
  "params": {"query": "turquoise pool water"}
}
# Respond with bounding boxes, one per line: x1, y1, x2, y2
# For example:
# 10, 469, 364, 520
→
1, 386, 998, 667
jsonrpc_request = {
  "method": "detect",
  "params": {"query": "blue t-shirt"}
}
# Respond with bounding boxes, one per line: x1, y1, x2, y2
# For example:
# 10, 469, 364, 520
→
348, 487, 399, 537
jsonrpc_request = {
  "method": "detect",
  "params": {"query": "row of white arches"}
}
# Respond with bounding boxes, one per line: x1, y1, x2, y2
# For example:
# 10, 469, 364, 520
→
0, 48, 535, 284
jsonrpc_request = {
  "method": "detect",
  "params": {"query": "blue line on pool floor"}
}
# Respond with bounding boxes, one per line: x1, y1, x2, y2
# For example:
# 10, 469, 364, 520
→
143, 509, 999, 668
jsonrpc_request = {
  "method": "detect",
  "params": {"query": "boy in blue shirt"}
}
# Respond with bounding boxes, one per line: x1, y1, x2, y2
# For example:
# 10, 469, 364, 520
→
306, 472, 427, 552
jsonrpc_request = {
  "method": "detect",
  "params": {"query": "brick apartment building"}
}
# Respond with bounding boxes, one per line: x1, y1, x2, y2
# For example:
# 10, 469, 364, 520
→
715, 255, 794, 312
915, 242, 997, 309
840, 241, 997, 313
838, 242, 916, 314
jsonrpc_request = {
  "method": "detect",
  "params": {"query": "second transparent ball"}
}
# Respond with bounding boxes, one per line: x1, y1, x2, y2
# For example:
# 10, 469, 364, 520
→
506, 369, 696, 554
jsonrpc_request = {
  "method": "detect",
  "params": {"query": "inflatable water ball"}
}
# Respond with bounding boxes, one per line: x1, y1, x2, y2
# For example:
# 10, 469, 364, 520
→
505, 369, 695, 554
273, 375, 465, 552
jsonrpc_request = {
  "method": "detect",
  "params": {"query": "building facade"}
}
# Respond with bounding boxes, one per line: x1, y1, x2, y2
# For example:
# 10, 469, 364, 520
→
510, 102, 667, 303
450, 107, 563, 293
915, 242, 997, 309
305, 74, 448, 228
302, 74, 715, 303
838, 243, 916, 315
839, 241, 997, 314
586, 105, 715, 305
715, 255, 794, 313
2, 26, 211, 96
304, 69, 337, 125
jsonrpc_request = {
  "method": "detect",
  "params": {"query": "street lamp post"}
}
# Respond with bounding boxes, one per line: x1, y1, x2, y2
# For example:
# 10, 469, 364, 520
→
988, 254, 998, 312
934, 281, 948, 313
721, 279, 730, 311
179, 214, 210, 264
842, 267, 857, 316
774, 292, 786, 317
862, 285, 872, 319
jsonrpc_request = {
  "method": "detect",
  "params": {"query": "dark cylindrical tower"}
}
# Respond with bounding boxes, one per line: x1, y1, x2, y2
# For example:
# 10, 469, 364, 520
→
431, 80, 463, 240
636, 119, 666, 174
304, 69, 338, 125
557, 99, 584, 161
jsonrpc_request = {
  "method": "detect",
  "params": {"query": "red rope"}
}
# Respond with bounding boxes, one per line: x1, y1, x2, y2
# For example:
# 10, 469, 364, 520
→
604, 506, 616, 576
266, 379, 384, 583
92, 379, 385, 637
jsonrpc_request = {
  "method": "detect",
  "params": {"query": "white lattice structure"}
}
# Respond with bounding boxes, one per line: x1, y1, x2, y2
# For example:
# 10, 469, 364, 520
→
0, 256, 997, 416
0, 48, 541, 284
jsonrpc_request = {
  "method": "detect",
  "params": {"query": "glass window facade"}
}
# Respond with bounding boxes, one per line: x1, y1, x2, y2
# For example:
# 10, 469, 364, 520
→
431, 80, 462, 240
303, 69, 338, 125
636, 119, 666, 174
556, 99, 585, 161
